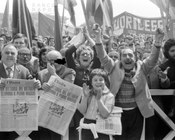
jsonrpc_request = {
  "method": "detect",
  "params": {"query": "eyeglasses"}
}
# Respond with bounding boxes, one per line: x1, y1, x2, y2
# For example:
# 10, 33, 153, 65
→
18, 53, 31, 57
109, 55, 118, 59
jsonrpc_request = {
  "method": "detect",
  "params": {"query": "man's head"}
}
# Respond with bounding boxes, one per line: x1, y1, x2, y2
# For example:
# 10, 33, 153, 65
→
46, 50, 64, 70
48, 38, 55, 47
12, 33, 28, 50
163, 38, 175, 62
125, 35, 133, 45
17, 47, 32, 65
1, 44, 18, 67
120, 47, 136, 71
108, 50, 119, 62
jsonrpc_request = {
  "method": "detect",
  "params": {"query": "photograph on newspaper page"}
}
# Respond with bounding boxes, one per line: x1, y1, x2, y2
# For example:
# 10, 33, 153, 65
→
38, 75, 82, 136
0, 78, 38, 131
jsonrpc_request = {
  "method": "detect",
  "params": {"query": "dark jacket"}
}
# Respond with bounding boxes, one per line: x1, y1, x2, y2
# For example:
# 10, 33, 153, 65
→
65, 45, 101, 87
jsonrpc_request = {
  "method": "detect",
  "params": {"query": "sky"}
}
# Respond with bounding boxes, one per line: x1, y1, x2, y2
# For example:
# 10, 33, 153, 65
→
0, 0, 161, 26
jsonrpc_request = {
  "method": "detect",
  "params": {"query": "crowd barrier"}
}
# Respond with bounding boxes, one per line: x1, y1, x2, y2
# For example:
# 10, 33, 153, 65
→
62, 89, 175, 140
17, 89, 175, 140
141, 89, 175, 140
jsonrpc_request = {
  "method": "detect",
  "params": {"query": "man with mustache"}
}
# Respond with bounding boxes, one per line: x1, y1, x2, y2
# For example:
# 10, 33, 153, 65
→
93, 26, 164, 140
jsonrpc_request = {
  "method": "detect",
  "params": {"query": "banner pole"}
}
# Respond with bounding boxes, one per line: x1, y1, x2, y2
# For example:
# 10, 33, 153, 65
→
61, 0, 65, 34
80, 0, 90, 32
99, 0, 110, 27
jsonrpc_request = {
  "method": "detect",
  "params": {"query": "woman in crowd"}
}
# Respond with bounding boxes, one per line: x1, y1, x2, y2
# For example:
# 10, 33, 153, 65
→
65, 27, 101, 140
38, 47, 49, 70
78, 68, 114, 140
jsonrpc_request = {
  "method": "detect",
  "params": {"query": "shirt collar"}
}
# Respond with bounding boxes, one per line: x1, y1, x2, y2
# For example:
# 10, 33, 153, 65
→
3, 63, 15, 72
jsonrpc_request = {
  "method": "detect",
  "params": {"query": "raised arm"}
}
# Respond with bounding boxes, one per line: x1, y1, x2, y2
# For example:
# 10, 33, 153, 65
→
65, 31, 86, 69
83, 27, 101, 69
92, 25, 115, 73
142, 28, 165, 75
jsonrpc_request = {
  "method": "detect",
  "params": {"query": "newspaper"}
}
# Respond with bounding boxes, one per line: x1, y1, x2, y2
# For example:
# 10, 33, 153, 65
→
96, 106, 122, 135
0, 78, 38, 132
38, 75, 82, 136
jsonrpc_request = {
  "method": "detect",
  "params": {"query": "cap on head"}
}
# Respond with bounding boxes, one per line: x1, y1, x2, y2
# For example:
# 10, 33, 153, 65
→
46, 50, 62, 60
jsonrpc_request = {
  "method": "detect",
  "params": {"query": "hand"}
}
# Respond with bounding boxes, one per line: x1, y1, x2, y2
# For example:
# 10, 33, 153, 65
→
157, 66, 170, 80
95, 88, 102, 100
33, 79, 41, 89
91, 23, 102, 44
33, 59, 39, 74
92, 24, 101, 37
47, 63, 56, 75
154, 28, 165, 46
42, 82, 51, 92
83, 83, 90, 97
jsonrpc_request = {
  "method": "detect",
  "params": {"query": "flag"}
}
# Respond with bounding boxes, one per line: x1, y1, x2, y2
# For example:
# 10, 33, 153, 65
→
38, 12, 55, 37
54, 0, 63, 51
65, 0, 77, 27
150, 0, 175, 19
1, 0, 10, 32
86, 0, 113, 27
55, 0, 77, 27
12, 0, 36, 48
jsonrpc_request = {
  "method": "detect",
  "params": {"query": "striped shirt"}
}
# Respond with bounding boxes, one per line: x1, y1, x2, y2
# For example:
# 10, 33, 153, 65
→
115, 73, 137, 108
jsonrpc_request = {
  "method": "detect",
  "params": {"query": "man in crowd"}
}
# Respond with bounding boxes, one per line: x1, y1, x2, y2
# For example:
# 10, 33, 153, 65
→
34, 50, 75, 140
0, 44, 41, 140
12, 33, 29, 50
93, 25, 164, 140
12, 33, 40, 78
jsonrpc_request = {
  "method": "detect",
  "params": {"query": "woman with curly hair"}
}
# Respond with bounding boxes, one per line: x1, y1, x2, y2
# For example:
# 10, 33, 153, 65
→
65, 28, 101, 140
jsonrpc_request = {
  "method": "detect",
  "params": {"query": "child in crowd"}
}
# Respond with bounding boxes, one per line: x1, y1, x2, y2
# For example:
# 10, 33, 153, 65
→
78, 68, 114, 140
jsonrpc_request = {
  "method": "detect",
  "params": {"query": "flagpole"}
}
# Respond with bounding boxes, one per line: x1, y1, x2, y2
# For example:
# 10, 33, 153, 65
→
1, 0, 10, 32
80, 0, 90, 32
99, 0, 110, 27
21, 0, 31, 49
18, 0, 22, 33
61, 0, 65, 34
54, 0, 63, 51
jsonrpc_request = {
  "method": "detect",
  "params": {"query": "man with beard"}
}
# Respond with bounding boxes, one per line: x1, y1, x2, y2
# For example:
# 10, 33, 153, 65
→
93, 26, 164, 140
158, 39, 175, 118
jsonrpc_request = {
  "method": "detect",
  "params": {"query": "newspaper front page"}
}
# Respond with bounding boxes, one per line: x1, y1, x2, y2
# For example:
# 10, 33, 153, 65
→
38, 75, 82, 136
0, 78, 38, 131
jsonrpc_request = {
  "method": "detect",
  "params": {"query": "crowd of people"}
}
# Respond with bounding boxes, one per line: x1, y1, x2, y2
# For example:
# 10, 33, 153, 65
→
0, 23, 175, 140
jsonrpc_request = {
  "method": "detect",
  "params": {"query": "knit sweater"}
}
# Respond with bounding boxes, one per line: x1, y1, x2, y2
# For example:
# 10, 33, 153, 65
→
95, 44, 160, 118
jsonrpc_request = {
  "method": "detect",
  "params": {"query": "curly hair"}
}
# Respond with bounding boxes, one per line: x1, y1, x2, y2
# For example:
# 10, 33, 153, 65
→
163, 38, 175, 59
76, 45, 94, 63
